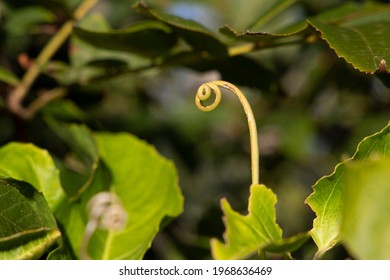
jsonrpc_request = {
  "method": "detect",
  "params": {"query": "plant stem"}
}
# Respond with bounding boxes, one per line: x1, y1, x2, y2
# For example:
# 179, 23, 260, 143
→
228, 37, 312, 57
8, 0, 98, 118
195, 81, 259, 185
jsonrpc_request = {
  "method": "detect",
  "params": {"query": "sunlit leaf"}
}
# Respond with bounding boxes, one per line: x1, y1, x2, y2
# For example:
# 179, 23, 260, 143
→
342, 158, 390, 260
306, 122, 390, 258
211, 184, 283, 260
309, 3, 390, 73
0, 179, 61, 259
56, 132, 184, 259
0, 143, 65, 211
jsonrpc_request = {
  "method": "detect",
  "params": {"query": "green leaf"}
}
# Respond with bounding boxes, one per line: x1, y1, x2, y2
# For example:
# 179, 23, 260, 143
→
46, 243, 72, 260
264, 232, 310, 254
0, 67, 19, 86
134, 1, 228, 59
0, 230, 61, 260
211, 184, 282, 260
342, 158, 390, 260
45, 119, 99, 200
0, 179, 61, 259
44, 61, 107, 85
247, 0, 298, 31
309, 3, 390, 73
73, 17, 177, 59
0, 143, 65, 211
219, 0, 308, 42
220, 20, 309, 42
219, 0, 299, 32
306, 122, 390, 258
4, 6, 56, 36
56, 132, 184, 259
42, 99, 88, 122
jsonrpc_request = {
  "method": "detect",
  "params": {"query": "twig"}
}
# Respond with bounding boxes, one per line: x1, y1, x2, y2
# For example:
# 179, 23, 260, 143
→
8, 0, 98, 119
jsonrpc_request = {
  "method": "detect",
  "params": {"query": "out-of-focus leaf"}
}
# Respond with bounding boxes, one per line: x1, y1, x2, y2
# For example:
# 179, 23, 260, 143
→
0, 179, 61, 259
4, 6, 56, 35
309, 3, 390, 73
0, 67, 19, 86
342, 158, 390, 260
133, 1, 228, 59
42, 99, 88, 122
70, 13, 156, 69
56, 132, 184, 259
211, 184, 282, 260
0, 143, 65, 211
73, 20, 177, 59
219, 0, 308, 43
45, 119, 99, 200
45, 61, 107, 85
247, 0, 298, 31
306, 122, 390, 258
261, 110, 315, 160
189, 56, 280, 92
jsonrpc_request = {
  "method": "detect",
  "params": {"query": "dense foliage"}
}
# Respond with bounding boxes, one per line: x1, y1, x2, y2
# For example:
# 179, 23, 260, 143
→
0, 0, 389, 259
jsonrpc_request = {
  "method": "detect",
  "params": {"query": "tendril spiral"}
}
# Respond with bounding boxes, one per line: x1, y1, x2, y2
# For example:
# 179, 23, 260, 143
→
195, 80, 260, 185
80, 191, 128, 259
195, 82, 222, 112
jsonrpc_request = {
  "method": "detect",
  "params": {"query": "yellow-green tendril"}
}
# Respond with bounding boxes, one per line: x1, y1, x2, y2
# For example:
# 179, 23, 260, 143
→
195, 81, 259, 185
80, 192, 128, 259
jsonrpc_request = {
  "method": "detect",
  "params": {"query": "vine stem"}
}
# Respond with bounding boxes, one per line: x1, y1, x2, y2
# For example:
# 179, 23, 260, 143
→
8, 0, 98, 119
195, 81, 259, 185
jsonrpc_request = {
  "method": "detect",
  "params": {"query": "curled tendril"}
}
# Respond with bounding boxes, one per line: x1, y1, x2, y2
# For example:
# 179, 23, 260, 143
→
195, 82, 222, 112
195, 80, 259, 185
80, 191, 128, 259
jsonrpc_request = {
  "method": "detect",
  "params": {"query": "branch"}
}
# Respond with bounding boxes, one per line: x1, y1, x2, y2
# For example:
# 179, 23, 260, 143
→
8, 0, 98, 119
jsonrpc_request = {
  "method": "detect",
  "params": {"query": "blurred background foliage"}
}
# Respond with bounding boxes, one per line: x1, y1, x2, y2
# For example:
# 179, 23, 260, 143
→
1, 0, 390, 259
